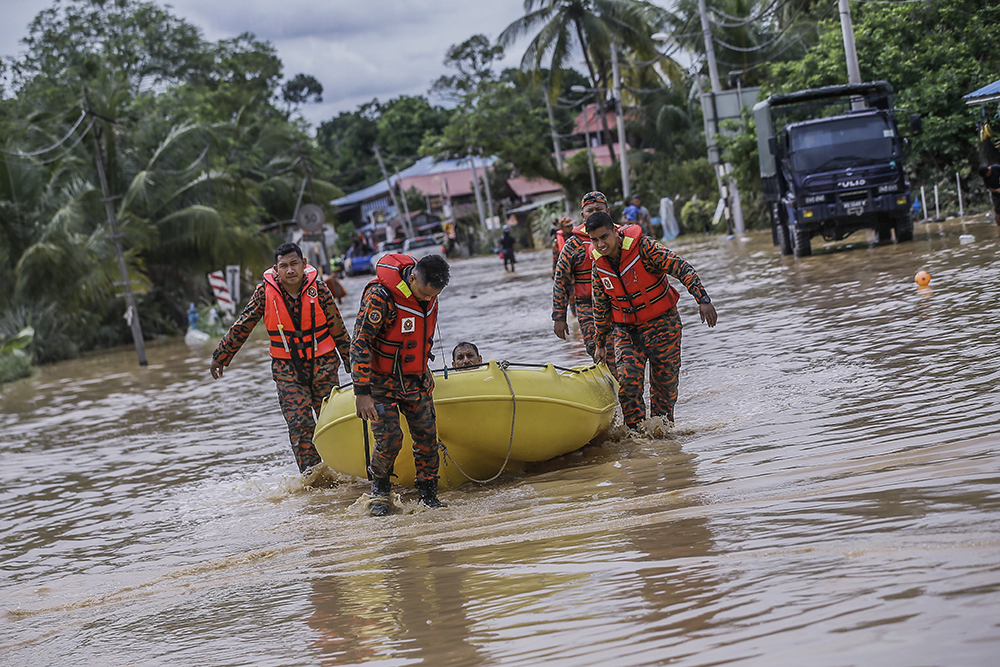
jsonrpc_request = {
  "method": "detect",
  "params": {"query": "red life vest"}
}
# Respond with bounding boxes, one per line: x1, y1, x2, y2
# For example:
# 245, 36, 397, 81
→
569, 225, 594, 298
592, 225, 679, 325
368, 254, 439, 376
262, 265, 337, 360
555, 229, 568, 254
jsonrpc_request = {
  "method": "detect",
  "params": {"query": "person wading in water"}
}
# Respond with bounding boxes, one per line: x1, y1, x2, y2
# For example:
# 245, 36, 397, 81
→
211, 242, 351, 473
588, 211, 718, 429
352, 254, 451, 515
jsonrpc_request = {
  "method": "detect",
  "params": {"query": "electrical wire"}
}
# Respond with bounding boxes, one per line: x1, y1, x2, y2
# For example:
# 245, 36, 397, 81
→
711, 0, 814, 53
0, 109, 88, 157
709, 0, 790, 28
1, 118, 95, 167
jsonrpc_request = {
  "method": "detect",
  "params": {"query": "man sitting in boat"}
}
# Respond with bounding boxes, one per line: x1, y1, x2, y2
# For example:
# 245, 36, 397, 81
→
210, 242, 351, 473
451, 341, 482, 369
352, 253, 451, 515
588, 211, 718, 429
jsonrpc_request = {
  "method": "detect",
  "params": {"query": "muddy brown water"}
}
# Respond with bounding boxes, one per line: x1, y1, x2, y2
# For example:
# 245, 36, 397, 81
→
3, 216, 999, 666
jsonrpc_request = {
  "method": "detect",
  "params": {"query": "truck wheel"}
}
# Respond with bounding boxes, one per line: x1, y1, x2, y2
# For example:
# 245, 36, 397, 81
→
776, 223, 793, 255
895, 213, 914, 243
875, 220, 894, 244
792, 226, 812, 257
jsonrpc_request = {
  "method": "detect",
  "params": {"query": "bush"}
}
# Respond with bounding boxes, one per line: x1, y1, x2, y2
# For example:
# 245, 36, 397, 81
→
680, 198, 717, 234
0, 303, 79, 364
0, 350, 33, 385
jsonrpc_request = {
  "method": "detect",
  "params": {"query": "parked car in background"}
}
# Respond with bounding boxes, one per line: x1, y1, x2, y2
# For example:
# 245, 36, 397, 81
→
344, 248, 376, 276
402, 236, 447, 262
369, 239, 406, 271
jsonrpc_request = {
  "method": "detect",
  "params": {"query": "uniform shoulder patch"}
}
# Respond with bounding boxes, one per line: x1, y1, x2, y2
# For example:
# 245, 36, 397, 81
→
307, 285, 318, 298
368, 310, 383, 325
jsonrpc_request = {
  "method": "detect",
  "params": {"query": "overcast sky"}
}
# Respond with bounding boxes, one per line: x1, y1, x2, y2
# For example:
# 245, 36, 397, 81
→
0, 0, 554, 129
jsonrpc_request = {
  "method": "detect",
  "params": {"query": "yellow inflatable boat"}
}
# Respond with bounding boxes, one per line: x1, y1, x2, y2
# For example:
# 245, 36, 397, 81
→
313, 361, 619, 490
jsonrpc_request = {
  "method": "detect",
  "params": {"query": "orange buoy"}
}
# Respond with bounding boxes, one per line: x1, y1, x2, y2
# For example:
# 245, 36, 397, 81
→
915, 270, 931, 287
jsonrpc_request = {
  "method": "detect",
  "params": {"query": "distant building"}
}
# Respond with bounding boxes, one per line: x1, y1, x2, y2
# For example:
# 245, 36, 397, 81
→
331, 155, 562, 242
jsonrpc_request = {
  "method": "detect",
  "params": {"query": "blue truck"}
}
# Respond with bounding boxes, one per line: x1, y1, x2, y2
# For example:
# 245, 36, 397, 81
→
753, 81, 920, 257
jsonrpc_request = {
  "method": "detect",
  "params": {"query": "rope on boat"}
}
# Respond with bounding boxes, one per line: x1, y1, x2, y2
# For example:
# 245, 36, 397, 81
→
439, 360, 517, 484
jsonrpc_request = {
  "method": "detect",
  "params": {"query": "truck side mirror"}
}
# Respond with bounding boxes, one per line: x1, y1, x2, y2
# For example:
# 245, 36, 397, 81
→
768, 137, 778, 155
909, 114, 922, 134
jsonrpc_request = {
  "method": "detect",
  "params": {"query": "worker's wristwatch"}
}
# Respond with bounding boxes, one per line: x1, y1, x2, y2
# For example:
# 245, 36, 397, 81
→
698, 295, 712, 304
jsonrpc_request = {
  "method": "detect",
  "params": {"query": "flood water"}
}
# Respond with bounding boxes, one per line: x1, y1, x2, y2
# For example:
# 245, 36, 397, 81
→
3, 215, 1000, 666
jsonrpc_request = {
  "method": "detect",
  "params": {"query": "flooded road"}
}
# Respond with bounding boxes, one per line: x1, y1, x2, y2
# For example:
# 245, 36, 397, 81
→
3, 215, 1000, 666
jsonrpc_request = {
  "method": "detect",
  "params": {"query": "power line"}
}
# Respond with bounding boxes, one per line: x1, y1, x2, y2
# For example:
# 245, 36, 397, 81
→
709, 0, 790, 28
711, 0, 814, 53
0, 109, 88, 157
1, 118, 95, 167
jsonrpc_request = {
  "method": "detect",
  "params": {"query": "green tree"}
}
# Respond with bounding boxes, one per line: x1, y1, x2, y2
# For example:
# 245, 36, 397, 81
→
499, 0, 671, 161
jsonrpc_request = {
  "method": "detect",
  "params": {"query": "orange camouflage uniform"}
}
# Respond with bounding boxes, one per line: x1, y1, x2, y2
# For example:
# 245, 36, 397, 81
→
351, 278, 440, 483
213, 277, 350, 472
592, 236, 710, 428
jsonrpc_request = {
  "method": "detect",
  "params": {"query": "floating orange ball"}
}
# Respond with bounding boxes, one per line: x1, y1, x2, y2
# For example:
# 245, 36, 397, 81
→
915, 270, 931, 287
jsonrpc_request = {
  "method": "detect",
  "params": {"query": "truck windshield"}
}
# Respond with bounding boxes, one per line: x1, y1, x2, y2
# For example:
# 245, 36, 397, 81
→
789, 115, 897, 172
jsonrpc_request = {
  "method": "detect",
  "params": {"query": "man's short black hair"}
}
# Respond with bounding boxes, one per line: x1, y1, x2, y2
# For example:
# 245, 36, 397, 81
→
415, 254, 450, 290
452, 341, 479, 359
275, 242, 303, 263
585, 211, 615, 234
980, 165, 991, 178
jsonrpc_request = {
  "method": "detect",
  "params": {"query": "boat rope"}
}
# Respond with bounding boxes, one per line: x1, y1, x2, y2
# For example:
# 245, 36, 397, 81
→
439, 359, 517, 484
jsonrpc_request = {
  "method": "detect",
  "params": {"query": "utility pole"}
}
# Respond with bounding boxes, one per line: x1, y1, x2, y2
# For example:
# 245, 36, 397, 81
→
372, 144, 412, 239
582, 101, 598, 193
85, 89, 147, 366
479, 154, 496, 232
610, 42, 631, 202
839, 0, 862, 85
468, 155, 489, 235
393, 167, 416, 238
543, 85, 564, 173
838, 0, 865, 111
544, 84, 572, 215
698, 0, 745, 235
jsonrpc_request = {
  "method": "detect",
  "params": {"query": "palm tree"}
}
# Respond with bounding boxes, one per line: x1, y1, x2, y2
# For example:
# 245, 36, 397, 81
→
499, 0, 671, 164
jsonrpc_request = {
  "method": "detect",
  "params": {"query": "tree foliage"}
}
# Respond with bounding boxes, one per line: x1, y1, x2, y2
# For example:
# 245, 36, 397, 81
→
0, 0, 336, 363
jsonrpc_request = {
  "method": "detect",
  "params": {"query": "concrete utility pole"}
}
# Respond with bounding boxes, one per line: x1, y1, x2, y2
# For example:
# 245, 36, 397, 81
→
372, 144, 413, 238
543, 85, 564, 173
610, 42, 631, 202
698, 0, 745, 235
86, 90, 147, 366
839, 0, 863, 85
468, 155, 489, 234
393, 167, 416, 238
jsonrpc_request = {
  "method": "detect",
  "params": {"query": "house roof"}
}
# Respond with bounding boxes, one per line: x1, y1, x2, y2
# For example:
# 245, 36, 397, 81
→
965, 79, 1000, 105
331, 156, 498, 207
562, 142, 631, 167
507, 175, 562, 198
572, 103, 618, 135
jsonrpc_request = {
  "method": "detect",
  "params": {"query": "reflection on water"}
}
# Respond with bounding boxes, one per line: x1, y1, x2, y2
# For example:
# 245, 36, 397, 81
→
3, 216, 1000, 665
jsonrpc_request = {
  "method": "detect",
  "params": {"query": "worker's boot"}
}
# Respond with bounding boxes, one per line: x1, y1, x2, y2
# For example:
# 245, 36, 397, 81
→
416, 478, 446, 509
369, 477, 392, 517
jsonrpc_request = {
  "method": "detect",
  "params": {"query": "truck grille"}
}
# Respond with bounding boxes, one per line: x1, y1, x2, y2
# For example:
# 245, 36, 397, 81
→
839, 190, 867, 202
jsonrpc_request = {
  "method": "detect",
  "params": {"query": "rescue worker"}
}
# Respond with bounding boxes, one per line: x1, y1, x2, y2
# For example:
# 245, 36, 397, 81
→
587, 211, 718, 429
210, 242, 351, 473
352, 253, 451, 516
551, 216, 575, 276
552, 192, 616, 369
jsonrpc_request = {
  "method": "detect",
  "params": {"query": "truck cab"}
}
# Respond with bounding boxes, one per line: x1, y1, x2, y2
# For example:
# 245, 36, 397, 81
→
754, 82, 917, 256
